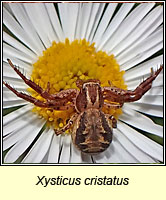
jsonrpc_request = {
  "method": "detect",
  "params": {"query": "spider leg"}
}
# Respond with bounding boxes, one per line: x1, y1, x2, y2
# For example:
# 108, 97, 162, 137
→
103, 102, 123, 110
102, 65, 163, 103
102, 86, 124, 102
3, 81, 50, 107
5, 59, 78, 109
51, 88, 78, 102
55, 113, 78, 135
123, 65, 163, 102
3, 81, 75, 110
6, 59, 78, 101
105, 114, 117, 128
7, 59, 55, 100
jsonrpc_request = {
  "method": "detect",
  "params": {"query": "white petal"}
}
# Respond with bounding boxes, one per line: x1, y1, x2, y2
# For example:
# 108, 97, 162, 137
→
113, 6, 163, 57
3, 2, 12, 13
34, 3, 58, 43
119, 41, 163, 71
22, 128, 54, 163
3, 115, 43, 150
3, 108, 36, 136
8, 3, 45, 55
40, 152, 49, 164
115, 129, 156, 163
3, 6, 42, 55
3, 100, 28, 108
136, 95, 163, 106
58, 3, 79, 41
107, 140, 139, 163
118, 27, 163, 68
75, 3, 93, 39
84, 3, 102, 41
118, 121, 163, 161
3, 104, 33, 127
120, 105, 163, 137
88, 3, 105, 42
23, 3, 51, 48
4, 119, 45, 163
3, 43, 34, 63
47, 134, 61, 163
103, 3, 155, 53
70, 144, 82, 163
3, 89, 28, 102
59, 135, 71, 163
127, 103, 163, 117
3, 32, 37, 61
93, 3, 118, 46
124, 56, 163, 82
145, 87, 163, 96
45, 3, 65, 42
98, 3, 134, 50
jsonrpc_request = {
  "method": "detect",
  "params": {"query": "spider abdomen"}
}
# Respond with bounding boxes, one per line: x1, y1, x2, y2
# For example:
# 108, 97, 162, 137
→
72, 109, 113, 154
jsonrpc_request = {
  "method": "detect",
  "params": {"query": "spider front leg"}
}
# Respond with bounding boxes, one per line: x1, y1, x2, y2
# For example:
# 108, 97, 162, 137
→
4, 59, 79, 109
122, 65, 163, 102
3, 81, 52, 107
6, 59, 77, 101
3, 81, 76, 110
55, 113, 78, 135
102, 65, 163, 104
6, 59, 57, 100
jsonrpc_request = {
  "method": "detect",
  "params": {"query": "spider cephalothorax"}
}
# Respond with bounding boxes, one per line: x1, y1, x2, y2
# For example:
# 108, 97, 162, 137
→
3, 59, 163, 154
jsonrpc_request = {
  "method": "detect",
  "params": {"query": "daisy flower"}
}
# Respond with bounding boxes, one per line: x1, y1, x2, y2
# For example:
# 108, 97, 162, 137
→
3, 2, 163, 164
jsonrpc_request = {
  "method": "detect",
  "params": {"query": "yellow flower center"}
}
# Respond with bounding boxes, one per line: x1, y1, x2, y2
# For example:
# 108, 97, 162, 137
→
28, 38, 127, 133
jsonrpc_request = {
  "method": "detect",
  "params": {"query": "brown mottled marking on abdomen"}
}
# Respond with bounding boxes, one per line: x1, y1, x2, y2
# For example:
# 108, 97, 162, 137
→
72, 109, 112, 154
